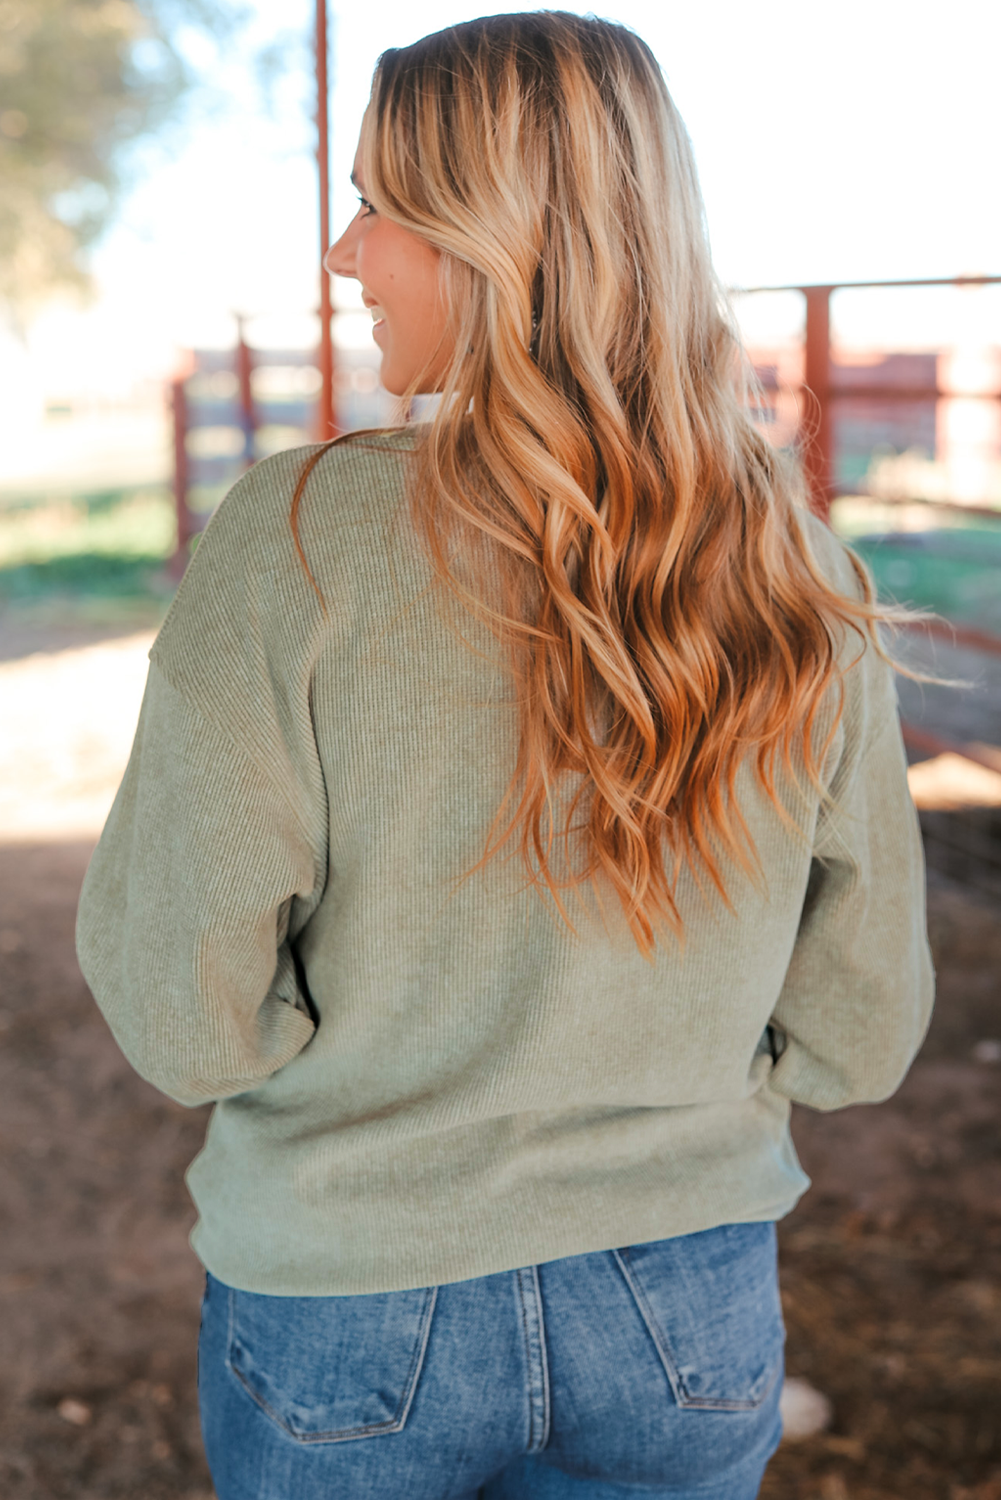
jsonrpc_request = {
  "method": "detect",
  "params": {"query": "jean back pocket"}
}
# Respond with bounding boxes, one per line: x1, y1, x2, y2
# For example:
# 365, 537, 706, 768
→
614, 1222, 784, 1410
226, 1280, 438, 1443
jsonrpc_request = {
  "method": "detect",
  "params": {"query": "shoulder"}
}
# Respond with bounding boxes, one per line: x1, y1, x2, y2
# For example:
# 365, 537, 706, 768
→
792, 510, 901, 768
159, 427, 416, 623
795, 507, 870, 602
196, 427, 419, 557
795, 508, 887, 684
143, 434, 398, 702
148, 428, 423, 711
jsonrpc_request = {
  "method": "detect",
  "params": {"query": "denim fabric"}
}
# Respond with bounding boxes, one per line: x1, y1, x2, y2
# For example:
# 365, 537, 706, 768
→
198, 1222, 784, 1499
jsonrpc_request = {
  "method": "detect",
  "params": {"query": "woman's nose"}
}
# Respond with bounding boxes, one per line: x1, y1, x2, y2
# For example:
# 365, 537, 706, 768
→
324, 221, 359, 279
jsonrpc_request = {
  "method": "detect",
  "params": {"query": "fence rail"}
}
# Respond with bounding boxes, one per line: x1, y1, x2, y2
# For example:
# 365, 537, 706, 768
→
734, 273, 1001, 520
735, 273, 1001, 800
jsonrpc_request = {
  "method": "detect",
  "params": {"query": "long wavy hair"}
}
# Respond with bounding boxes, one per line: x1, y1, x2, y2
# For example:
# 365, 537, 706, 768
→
294, 11, 893, 956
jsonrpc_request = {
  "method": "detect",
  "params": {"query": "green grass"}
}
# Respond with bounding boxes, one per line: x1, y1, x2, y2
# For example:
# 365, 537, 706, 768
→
0, 490, 175, 568
0, 483, 222, 619
0, 489, 178, 630
832, 501, 1001, 635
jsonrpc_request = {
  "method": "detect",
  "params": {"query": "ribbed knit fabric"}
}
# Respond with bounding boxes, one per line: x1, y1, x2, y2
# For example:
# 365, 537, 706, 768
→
75, 430, 934, 1295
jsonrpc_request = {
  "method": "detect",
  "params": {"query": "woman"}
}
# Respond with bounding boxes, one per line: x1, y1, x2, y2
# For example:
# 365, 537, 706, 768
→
76, 13, 933, 1499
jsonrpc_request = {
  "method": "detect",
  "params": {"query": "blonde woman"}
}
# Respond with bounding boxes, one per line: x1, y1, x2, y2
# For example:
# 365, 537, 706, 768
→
76, 12, 933, 1499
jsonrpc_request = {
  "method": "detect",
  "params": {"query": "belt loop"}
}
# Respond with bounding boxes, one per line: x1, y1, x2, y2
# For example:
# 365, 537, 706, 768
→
515, 1265, 551, 1452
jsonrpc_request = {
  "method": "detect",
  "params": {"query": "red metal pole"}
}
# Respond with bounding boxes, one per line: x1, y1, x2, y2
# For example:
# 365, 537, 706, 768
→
170, 373, 192, 580
315, 0, 336, 439
802, 285, 833, 521
234, 312, 257, 468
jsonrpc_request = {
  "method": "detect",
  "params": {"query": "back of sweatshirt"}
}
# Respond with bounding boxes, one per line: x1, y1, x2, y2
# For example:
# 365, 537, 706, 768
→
75, 431, 934, 1295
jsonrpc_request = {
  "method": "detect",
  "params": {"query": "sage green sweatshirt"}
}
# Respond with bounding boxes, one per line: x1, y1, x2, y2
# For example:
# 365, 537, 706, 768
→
75, 430, 934, 1296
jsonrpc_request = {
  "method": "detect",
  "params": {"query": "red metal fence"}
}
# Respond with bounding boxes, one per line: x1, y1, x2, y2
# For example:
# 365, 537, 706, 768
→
737, 274, 1001, 521
735, 274, 1001, 792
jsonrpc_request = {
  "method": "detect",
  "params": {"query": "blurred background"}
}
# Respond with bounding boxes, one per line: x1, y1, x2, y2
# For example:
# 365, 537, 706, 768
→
0, 2, 999, 1498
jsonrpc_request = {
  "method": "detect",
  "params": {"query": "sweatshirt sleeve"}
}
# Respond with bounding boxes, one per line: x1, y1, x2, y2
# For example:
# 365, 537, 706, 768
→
75, 658, 323, 1107
766, 640, 935, 1112
76, 453, 331, 1107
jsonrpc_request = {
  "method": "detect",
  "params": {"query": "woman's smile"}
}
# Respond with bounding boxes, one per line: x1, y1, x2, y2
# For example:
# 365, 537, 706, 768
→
362, 293, 386, 332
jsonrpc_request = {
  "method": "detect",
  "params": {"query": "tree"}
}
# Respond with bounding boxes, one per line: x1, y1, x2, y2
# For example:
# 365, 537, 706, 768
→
0, 0, 248, 320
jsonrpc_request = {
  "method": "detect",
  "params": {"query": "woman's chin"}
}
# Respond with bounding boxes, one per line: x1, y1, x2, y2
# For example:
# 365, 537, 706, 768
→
375, 352, 410, 398
377, 357, 442, 400
379, 371, 408, 398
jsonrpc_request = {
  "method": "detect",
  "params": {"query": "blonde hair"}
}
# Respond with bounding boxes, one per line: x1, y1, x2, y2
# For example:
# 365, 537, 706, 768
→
295, 11, 890, 955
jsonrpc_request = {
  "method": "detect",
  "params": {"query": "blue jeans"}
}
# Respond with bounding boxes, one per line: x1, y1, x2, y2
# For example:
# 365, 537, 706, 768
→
198, 1221, 784, 1499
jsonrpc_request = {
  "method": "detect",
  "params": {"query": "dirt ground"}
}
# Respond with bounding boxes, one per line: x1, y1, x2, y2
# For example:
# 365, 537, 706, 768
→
0, 625, 999, 1500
